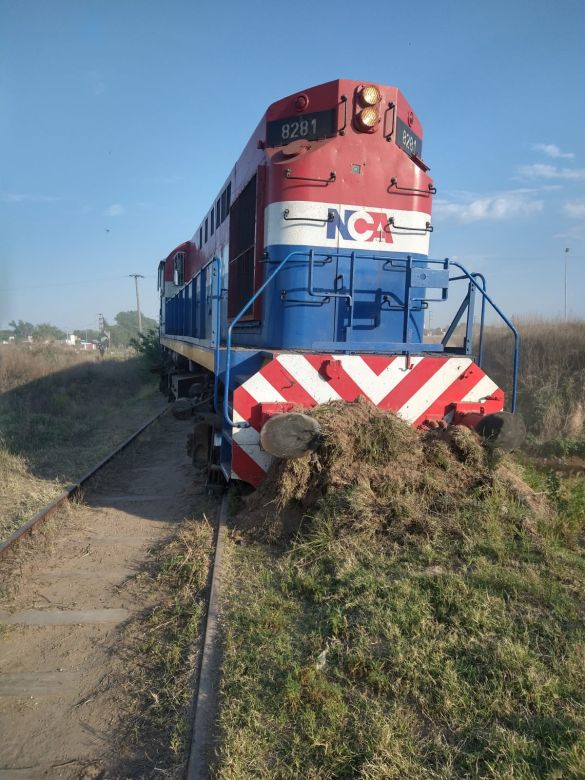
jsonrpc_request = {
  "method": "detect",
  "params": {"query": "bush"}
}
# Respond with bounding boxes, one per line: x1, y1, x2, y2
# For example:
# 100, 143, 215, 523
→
129, 328, 160, 365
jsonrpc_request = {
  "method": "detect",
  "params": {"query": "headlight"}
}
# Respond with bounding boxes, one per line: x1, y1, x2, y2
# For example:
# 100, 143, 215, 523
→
356, 106, 380, 129
359, 84, 381, 106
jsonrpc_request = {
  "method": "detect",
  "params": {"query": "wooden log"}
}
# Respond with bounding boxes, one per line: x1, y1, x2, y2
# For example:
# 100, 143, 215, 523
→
260, 413, 321, 459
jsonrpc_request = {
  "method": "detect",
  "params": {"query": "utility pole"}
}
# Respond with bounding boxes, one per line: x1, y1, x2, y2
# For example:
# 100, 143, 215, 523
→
129, 274, 145, 334
564, 248, 570, 321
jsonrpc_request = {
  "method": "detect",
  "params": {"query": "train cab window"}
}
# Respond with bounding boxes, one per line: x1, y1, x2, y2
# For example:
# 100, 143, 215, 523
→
173, 252, 185, 286
211, 209, 215, 236
157, 261, 165, 291
205, 217, 208, 243
228, 174, 256, 318
199, 226, 203, 249
219, 181, 231, 224
220, 188, 227, 222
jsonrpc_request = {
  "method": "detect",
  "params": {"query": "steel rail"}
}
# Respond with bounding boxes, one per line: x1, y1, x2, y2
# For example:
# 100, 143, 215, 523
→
186, 491, 227, 779
0, 405, 170, 560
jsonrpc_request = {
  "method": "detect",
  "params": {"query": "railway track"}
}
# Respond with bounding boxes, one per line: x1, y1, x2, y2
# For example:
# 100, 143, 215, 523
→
0, 407, 224, 778
0, 406, 170, 560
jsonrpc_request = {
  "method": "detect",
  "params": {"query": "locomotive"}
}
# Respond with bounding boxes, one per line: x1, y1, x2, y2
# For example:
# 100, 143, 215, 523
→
158, 79, 520, 487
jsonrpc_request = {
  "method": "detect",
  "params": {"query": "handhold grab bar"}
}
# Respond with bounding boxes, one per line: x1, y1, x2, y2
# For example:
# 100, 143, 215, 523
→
389, 177, 437, 195
388, 217, 433, 233
285, 168, 336, 184
338, 95, 348, 136
283, 209, 334, 222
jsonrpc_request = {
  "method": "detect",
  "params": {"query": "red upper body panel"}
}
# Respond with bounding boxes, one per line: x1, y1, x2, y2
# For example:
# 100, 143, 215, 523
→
162, 79, 434, 287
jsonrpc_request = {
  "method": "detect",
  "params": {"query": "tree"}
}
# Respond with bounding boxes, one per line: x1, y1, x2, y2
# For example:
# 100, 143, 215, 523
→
9, 320, 35, 340
109, 310, 157, 347
32, 323, 66, 342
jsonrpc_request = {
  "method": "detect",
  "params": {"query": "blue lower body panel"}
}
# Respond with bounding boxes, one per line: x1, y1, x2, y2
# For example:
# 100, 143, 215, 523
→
231, 243, 428, 351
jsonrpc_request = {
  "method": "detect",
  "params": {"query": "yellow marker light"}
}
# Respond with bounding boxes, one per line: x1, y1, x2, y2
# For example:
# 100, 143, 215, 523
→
360, 84, 381, 106
357, 107, 380, 129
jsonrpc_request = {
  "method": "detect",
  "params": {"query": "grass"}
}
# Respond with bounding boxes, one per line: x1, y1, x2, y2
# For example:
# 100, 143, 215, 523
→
481, 319, 585, 445
0, 447, 63, 538
0, 344, 162, 542
214, 401, 585, 779
117, 514, 214, 776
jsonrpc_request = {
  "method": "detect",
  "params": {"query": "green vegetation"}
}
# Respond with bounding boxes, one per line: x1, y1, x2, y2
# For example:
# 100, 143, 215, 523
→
4, 310, 157, 348
215, 401, 585, 779
106, 310, 158, 348
119, 515, 214, 774
130, 327, 161, 365
6, 319, 66, 342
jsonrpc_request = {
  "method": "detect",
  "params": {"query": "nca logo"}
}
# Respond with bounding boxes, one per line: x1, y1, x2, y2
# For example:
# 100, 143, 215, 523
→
327, 208, 393, 244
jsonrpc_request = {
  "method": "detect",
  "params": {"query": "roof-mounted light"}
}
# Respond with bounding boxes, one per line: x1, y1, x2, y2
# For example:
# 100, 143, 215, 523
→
359, 84, 381, 107
356, 106, 380, 130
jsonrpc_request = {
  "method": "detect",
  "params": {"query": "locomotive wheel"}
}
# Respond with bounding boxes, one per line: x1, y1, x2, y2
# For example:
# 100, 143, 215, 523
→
206, 425, 226, 495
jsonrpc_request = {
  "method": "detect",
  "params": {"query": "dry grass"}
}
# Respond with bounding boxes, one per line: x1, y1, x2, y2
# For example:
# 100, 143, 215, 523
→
0, 344, 161, 542
115, 514, 215, 777
243, 397, 546, 546
0, 447, 64, 541
0, 343, 96, 393
480, 318, 585, 442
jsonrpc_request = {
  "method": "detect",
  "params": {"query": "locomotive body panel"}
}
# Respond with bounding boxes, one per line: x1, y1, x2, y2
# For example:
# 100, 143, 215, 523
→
157, 78, 518, 487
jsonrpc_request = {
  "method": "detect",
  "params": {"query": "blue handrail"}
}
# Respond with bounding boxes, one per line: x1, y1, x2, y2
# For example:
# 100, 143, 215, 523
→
211, 251, 518, 424
211, 256, 222, 414
223, 250, 305, 428
450, 262, 518, 412
472, 272, 487, 368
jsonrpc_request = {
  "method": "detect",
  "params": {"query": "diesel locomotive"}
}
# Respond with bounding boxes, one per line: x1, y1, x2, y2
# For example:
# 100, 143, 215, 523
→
158, 78, 520, 487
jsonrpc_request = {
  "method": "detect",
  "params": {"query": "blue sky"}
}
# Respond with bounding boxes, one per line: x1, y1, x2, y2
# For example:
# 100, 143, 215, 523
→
1, 0, 585, 331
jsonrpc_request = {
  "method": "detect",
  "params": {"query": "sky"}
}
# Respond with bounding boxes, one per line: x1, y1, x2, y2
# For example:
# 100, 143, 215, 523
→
1, 0, 585, 332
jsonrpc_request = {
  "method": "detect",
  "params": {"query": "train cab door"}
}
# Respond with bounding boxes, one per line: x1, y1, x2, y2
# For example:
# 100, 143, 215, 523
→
227, 166, 266, 322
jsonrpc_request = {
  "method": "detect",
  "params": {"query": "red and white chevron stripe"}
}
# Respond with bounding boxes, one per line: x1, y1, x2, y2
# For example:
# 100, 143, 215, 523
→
231, 354, 504, 485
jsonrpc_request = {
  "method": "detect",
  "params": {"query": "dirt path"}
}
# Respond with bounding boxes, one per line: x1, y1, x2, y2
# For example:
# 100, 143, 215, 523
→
0, 412, 209, 779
